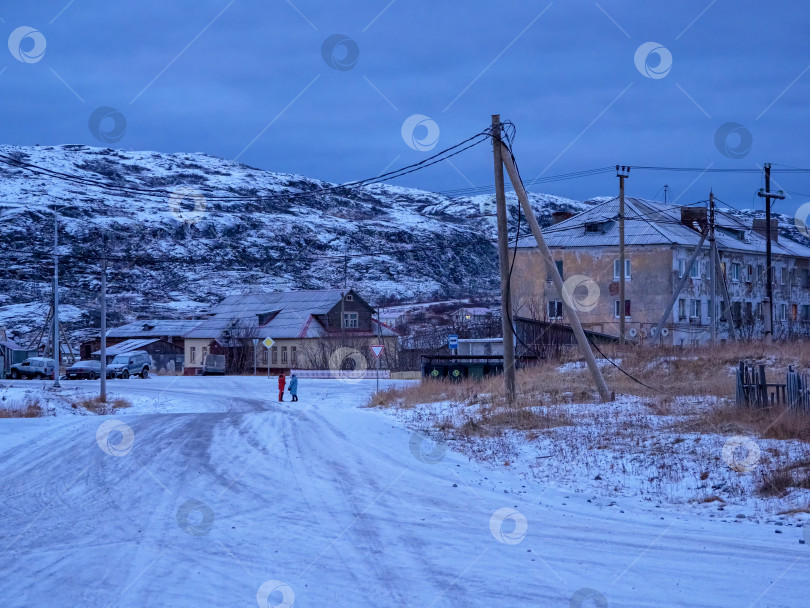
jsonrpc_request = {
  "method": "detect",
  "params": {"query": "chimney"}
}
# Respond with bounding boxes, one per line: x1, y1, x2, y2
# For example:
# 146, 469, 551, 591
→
551, 211, 574, 225
753, 218, 779, 242
680, 207, 707, 231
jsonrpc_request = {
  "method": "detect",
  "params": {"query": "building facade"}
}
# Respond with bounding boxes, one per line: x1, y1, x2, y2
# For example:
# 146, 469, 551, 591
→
511, 198, 810, 345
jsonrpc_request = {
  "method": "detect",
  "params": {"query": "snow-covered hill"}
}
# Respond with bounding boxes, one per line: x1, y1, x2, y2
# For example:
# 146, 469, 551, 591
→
0, 145, 586, 342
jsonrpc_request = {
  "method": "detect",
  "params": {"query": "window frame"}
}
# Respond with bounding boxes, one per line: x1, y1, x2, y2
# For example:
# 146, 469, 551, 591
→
343, 312, 359, 328
547, 300, 563, 319
613, 259, 631, 281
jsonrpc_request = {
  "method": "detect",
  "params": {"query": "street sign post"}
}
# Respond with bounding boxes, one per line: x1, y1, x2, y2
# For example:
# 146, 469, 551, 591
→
448, 334, 458, 351
263, 337, 274, 379
370, 344, 384, 392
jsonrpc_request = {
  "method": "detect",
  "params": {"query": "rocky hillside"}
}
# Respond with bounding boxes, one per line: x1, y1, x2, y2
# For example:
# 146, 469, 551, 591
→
0, 145, 586, 343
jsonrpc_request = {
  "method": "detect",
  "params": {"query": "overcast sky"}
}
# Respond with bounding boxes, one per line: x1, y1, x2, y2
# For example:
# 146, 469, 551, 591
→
3, 1, 810, 217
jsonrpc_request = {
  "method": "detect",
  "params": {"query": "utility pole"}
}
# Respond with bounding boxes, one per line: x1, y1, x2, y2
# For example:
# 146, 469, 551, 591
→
501, 139, 611, 402
100, 252, 107, 401
757, 163, 785, 342
617, 166, 630, 345
53, 210, 61, 387
663, 184, 669, 204
709, 191, 717, 344
491, 115, 517, 405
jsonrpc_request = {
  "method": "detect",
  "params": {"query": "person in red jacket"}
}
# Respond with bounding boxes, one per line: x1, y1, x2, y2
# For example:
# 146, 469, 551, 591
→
278, 373, 286, 402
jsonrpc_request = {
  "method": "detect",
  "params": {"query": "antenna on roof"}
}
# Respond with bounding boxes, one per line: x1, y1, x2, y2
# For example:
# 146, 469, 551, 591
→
663, 184, 669, 204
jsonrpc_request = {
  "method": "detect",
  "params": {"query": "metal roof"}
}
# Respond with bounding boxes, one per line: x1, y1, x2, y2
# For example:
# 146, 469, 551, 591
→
516, 197, 810, 258
92, 338, 159, 356
184, 289, 397, 340
107, 319, 202, 338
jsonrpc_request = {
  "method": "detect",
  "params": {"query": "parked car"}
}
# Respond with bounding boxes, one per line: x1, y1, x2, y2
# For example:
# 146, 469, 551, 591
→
108, 351, 151, 379
66, 360, 115, 380
9, 357, 57, 380
201, 354, 226, 375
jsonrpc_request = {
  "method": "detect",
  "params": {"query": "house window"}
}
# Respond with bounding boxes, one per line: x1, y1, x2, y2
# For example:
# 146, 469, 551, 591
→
731, 263, 741, 282
261, 348, 268, 364
554, 260, 564, 280
614, 259, 631, 280
548, 300, 563, 319
691, 299, 701, 318
291, 346, 298, 366
202, 347, 208, 361
780, 303, 788, 321
756, 301, 763, 319
614, 299, 631, 318
343, 312, 358, 328
190, 347, 196, 364
281, 346, 288, 363
791, 304, 798, 321
730, 301, 742, 326
678, 259, 686, 278
271, 346, 278, 364
678, 298, 686, 321
780, 267, 786, 285
800, 304, 810, 321
757, 265, 766, 283
345, 294, 354, 301
746, 264, 753, 283
745, 301, 753, 321
690, 260, 700, 279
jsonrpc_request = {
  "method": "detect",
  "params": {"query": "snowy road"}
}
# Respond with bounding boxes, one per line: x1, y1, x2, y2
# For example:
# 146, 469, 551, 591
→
0, 377, 806, 607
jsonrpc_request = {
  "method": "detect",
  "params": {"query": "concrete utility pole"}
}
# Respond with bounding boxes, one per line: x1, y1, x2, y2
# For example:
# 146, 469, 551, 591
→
757, 163, 785, 342
491, 115, 517, 404
100, 252, 107, 401
500, 141, 611, 403
617, 166, 630, 344
653, 229, 709, 341
714, 250, 737, 342
709, 191, 717, 344
53, 210, 61, 387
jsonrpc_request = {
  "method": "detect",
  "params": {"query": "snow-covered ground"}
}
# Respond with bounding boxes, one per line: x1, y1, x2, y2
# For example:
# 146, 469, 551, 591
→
0, 376, 808, 607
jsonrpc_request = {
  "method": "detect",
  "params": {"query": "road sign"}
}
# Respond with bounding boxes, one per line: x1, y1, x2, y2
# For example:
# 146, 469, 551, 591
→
448, 334, 458, 350
370, 344, 384, 359
252, 338, 259, 346
263, 337, 274, 348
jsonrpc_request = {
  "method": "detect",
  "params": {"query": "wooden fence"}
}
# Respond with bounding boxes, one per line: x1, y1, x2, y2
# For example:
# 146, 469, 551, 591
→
736, 361, 810, 411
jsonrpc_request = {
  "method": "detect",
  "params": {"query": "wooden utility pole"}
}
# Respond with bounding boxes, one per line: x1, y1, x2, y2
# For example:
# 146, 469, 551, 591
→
492, 115, 517, 404
757, 163, 785, 342
709, 191, 717, 344
100, 252, 107, 401
500, 141, 611, 402
53, 211, 61, 387
617, 166, 630, 344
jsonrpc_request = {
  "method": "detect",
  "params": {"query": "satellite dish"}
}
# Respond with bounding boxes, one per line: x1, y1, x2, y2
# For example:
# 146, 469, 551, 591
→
661, 327, 670, 337
640, 329, 648, 338
628, 328, 638, 338
649, 327, 657, 336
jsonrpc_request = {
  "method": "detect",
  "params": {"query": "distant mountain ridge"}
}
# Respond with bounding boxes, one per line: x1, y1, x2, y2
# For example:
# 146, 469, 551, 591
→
0, 145, 585, 342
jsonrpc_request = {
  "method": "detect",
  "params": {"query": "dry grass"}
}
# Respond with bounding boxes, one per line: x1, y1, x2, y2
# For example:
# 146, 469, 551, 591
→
0, 398, 45, 418
370, 341, 810, 442
685, 403, 810, 442
74, 395, 132, 414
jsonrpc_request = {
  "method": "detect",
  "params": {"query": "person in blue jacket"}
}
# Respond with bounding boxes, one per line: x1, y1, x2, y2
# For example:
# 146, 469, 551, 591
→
288, 373, 299, 402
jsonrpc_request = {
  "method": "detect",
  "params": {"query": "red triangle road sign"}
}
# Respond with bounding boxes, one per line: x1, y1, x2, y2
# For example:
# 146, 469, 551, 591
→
370, 344, 384, 358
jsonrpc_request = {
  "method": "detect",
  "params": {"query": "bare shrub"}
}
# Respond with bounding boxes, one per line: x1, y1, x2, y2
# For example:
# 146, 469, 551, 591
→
74, 395, 132, 414
0, 398, 45, 418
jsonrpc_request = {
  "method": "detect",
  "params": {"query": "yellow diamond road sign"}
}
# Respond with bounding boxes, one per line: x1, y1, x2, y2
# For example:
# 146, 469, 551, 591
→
263, 337, 274, 348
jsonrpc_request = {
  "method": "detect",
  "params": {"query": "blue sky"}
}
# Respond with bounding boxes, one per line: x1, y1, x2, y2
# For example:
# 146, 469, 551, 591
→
3, 1, 810, 216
